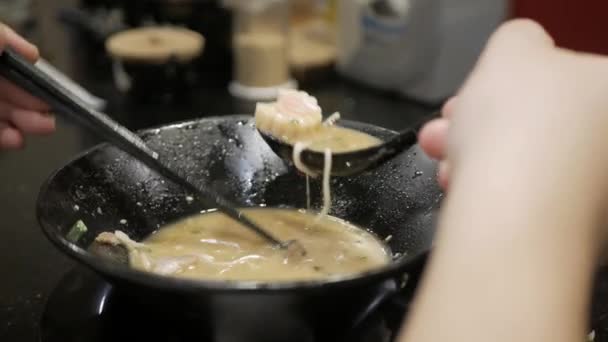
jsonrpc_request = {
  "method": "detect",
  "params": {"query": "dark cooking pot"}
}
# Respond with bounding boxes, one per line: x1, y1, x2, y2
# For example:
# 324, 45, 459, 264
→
36, 115, 442, 342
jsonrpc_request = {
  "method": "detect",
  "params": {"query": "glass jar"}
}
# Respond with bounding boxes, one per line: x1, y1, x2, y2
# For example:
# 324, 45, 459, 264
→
229, 0, 291, 88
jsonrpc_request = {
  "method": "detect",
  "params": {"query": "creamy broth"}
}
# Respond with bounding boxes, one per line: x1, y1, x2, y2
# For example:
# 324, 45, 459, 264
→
129, 209, 390, 281
254, 90, 381, 153
287, 126, 381, 153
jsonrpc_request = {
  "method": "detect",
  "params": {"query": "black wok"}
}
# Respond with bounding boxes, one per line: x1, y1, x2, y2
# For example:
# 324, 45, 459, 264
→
36, 116, 442, 342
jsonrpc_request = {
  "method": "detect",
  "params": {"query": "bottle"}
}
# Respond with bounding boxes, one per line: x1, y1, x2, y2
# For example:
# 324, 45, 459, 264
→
289, 0, 339, 83
224, 0, 296, 100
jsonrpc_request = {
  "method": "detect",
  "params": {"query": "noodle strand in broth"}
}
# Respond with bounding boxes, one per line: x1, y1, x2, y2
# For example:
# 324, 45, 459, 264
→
95, 209, 391, 282
293, 142, 332, 217
306, 175, 311, 210
320, 148, 332, 217
293, 141, 318, 176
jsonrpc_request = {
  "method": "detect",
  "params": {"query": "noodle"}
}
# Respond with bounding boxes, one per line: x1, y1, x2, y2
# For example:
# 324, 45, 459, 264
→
293, 141, 318, 176
114, 230, 146, 250
289, 108, 339, 218
138, 251, 152, 271
293, 142, 332, 217
306, 175, 311, 210
323, 112, 341, 126
320, 148, 332, 217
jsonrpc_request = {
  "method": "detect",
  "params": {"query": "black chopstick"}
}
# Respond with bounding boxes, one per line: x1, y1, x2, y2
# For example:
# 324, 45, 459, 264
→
0, 48, 285, 247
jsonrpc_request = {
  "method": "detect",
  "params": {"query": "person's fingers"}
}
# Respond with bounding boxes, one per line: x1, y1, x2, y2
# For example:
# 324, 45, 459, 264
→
0, 78, 49, 111
419, 118, 449, 160
0, 24, 47, 113
487, 19, 555, 52
0, 121, 24, 150
0, 100, 55, 134
0, 23, 39, 62
438, 161, 449, 189
11, 109, 54, 135
461, 19, 555, 96
442, 97, 457, 118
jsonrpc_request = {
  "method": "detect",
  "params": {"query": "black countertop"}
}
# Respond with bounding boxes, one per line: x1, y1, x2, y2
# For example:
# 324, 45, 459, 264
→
0, 62, 436, 341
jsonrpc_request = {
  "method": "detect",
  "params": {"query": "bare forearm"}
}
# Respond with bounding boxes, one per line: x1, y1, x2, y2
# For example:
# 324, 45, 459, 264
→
399, 161, 602, 342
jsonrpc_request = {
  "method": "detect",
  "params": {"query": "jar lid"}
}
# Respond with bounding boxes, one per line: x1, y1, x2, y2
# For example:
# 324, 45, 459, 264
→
106, 27, 204, 64
222, 0, 287, 13
229, 79, 297, 101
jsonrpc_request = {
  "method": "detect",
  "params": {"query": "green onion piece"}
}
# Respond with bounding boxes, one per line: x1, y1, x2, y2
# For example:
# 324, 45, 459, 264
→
67, 220, 88, 243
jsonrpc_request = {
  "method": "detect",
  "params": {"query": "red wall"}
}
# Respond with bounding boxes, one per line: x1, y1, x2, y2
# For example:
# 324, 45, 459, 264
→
512, 0, 608, 55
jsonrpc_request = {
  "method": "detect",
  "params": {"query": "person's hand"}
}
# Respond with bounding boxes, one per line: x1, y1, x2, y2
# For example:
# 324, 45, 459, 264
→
401, 19, 608, 342
420, 19, 608, 205
419, 97, 454, 189
0, 23, 53, 150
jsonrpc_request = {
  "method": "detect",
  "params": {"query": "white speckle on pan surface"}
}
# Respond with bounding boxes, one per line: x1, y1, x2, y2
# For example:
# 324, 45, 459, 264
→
186, 196, 194, 203
73, 205, 79, 211
120, 219, 127, 225
97, 207, 103, 215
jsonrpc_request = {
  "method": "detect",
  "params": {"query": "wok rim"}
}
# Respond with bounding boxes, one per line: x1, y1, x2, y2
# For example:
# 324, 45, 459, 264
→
36, 115, 433, 292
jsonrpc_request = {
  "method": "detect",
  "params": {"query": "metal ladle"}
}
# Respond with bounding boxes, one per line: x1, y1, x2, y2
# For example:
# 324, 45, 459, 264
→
0, 49, 302, 253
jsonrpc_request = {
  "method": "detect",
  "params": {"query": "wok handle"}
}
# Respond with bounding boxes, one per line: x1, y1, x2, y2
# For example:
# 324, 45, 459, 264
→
398, 110, 442, 136
352, 280, 401, 327
342, 280, 409, 342
346, 252, 430, 340
383, 110, 442, 156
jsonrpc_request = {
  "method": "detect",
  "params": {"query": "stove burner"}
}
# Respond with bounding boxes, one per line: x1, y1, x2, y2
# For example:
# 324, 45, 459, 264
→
39, 268, 403, 342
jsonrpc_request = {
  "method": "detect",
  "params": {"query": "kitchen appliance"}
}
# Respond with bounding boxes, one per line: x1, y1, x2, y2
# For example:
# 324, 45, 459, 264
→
337, 0, 508, 104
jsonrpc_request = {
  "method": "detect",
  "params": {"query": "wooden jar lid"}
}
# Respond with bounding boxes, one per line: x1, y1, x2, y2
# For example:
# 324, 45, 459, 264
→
106, 27, 205, 64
